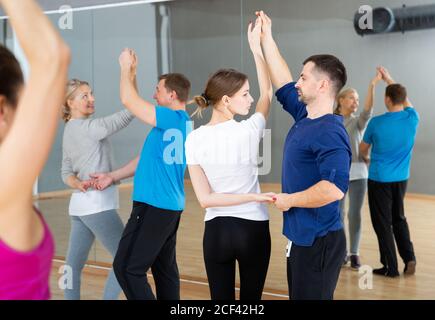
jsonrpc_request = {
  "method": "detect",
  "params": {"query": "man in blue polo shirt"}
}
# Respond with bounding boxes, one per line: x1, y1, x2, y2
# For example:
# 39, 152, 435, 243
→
360, 67, 418, 278
90, 49, 192, 299
257, 11, 351, 300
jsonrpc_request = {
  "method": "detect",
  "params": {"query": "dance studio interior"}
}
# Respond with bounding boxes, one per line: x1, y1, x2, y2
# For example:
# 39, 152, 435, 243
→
1, 0, 434, 303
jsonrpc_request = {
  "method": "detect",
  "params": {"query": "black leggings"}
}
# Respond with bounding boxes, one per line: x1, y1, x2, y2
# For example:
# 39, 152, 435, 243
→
203, 217, 271, 300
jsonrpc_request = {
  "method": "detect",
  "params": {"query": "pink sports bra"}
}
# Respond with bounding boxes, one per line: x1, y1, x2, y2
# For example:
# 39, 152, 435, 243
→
0, 207, 54, 300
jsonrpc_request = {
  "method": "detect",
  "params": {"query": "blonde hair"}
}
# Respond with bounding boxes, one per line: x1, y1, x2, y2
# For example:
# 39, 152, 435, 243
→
62, 79, 90, 122
335, 87, 357, 115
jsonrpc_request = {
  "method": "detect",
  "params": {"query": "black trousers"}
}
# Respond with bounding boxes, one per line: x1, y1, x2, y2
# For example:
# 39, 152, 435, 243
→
113, 201, 182, 300
287, 229, 346, 300
203, 217, 271, 300
367, 179, 416, 273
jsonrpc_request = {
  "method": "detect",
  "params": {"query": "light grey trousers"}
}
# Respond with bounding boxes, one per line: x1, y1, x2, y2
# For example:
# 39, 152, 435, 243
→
64, 209, 124, 300
339, 179, 367, 256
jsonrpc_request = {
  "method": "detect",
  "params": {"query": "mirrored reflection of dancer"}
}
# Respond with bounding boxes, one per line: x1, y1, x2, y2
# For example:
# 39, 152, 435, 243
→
61, 79, 134, 300
91, 49, 192, 300
335, 69, 381, 269
360, 67, 418, 278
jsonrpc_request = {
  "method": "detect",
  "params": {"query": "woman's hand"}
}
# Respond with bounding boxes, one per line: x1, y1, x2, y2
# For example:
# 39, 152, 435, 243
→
77, 179, 94, 193
371, 68, 383, 86
253, 192, 276, 203
119, 48, 136, 72
256, 10, 273, 41
248, 16, 262, 54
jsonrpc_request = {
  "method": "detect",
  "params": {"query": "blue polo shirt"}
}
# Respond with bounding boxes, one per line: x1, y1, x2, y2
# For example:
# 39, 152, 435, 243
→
276, 82, 351, 246
362, 107, 419, 183
133, 106, 192, 211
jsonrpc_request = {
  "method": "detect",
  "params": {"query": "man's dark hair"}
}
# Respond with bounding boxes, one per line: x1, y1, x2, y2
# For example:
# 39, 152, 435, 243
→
385, 83, 407, 105
159, 73, 191, 102
303, 54, 347, 96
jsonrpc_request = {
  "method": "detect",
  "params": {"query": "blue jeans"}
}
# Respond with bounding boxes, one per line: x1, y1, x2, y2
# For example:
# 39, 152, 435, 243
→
339, 179, 367, 256
64, 209, 124, 300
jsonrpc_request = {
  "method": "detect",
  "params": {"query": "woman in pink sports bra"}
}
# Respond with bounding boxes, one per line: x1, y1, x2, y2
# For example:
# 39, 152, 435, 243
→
0, 0, 70, 300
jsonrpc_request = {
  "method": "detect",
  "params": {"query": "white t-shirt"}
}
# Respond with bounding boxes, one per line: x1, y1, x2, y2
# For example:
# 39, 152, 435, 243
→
185, 112, 269, 222
350, 162, 368, 181
69, 185, 119, 216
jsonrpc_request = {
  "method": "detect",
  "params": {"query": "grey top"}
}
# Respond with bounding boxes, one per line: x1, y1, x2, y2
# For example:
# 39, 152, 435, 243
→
343, 109, 373, 180
61, 109, 134, 184
343, 109, 373, 162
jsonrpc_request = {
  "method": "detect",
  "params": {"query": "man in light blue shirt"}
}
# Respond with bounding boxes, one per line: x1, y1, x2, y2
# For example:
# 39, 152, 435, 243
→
360, 67, 419, 278
91, 49, 192, 299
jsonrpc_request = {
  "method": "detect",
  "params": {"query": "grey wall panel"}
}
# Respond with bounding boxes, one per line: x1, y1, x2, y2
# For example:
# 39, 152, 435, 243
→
38, 4, 159, 192
170, 0, 243, 123
92, 3, 158, 175
38, 11, 94, 193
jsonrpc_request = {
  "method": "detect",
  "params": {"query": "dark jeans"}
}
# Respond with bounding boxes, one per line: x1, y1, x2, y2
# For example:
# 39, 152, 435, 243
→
287, 229, 346, 300
203, 217, 271, 300
367, 179, 416, 273
113, 201, 182, 300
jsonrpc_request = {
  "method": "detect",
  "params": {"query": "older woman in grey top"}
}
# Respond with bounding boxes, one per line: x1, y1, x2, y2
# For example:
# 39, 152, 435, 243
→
61, 79, 134, 299
335, 69, 382, 269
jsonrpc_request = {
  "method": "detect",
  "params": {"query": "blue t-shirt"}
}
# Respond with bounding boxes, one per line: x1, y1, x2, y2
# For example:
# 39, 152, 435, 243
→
133, 106, 192, 211
362, 107, 419, 183
276, 82, 351, 246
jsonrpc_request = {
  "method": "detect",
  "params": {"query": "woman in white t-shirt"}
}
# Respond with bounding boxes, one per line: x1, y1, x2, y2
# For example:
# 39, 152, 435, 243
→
185, 18, 275, 300
61, 79, 134, 300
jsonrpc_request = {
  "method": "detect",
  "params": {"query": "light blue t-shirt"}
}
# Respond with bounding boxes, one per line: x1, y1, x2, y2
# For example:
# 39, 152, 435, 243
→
133, 106, 192, 211
363, 107, 419, 183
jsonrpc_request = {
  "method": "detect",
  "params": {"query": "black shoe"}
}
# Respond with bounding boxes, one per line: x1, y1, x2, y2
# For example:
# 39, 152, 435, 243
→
373, 267, 399, 278
404, 260, 416, 275
385, 270, 400, 278
373, 267, 388, 275
350, 255, 361, 270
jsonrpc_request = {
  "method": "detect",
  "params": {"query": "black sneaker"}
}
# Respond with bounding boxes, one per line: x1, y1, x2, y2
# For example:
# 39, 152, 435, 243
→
385, 270, 400, 278
350, 255, 361, 270
373, 267, 399, 278
404, 260, 416, 275
373, 267, 388, 275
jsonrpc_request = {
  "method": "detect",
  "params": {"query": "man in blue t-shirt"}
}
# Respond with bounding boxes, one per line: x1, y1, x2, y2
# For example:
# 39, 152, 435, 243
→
91, 49, 192, 300
360, 67, 419, 278
258, 11, 351, 300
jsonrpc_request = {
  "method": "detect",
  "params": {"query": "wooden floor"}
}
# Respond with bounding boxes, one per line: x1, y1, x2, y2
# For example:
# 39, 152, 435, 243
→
39, 182, 435, 300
